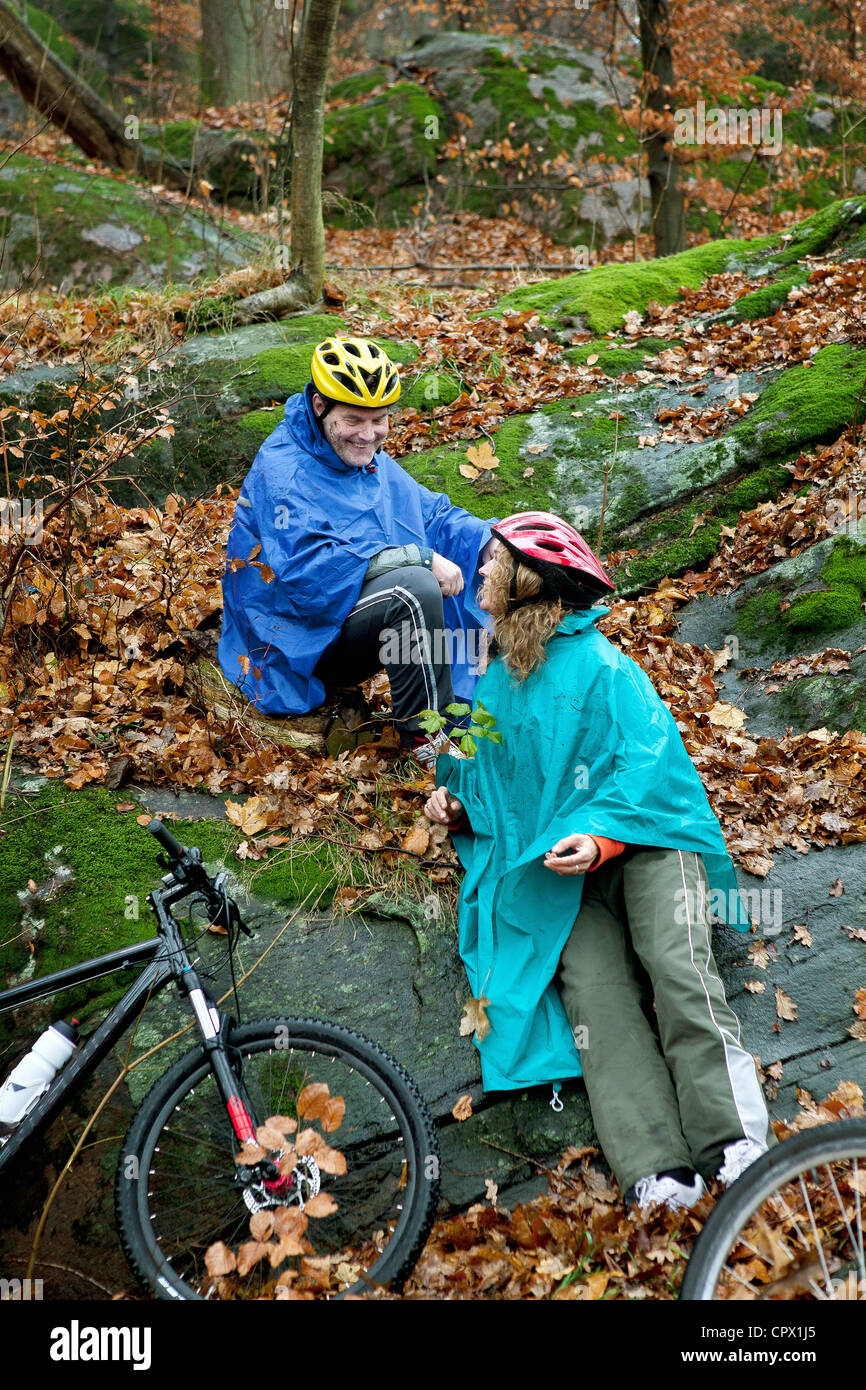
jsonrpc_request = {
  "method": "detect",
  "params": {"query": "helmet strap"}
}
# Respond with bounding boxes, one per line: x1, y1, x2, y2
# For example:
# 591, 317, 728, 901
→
508, 566, 548, 611
312, 392, 338, 433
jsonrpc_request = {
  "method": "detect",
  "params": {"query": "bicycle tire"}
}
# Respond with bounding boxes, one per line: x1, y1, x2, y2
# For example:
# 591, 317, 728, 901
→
682, 1119, 866, 1301
115, 1016, 440, 1301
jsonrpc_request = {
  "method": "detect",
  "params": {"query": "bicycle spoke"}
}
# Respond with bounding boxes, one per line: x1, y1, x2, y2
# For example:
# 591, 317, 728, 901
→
683, 1123, 866, 1301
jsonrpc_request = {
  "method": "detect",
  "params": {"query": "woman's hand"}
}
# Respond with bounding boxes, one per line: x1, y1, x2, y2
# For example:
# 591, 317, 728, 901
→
424, 785, 466, 826
543, 833, 599, 875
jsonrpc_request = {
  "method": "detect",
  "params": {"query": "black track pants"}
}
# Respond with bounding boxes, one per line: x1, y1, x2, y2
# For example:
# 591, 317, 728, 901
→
314, 564, 457, 742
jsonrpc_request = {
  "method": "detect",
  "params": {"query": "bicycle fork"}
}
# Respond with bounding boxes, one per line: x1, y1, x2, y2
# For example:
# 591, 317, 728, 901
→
179, 970, 304, 1209
180, 967, 259, 1147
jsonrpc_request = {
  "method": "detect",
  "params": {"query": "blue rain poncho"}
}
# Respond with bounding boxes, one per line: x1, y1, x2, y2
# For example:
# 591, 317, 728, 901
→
218, 384, 494, 714
437, 606, 751, 1094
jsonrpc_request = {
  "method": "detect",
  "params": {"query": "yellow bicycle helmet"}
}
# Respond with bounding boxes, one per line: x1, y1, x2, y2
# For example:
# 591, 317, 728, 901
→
310, 337, 401, 408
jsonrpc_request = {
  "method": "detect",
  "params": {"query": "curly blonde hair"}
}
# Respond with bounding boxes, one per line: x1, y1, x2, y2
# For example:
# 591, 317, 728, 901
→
481, 545, 584, 682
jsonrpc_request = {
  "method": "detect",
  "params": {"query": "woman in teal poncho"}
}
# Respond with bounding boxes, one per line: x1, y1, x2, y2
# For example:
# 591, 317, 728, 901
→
425, 512, 772, 1212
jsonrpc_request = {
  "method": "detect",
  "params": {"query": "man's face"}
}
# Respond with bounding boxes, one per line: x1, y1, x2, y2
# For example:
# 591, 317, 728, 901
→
313, 393, 390, 467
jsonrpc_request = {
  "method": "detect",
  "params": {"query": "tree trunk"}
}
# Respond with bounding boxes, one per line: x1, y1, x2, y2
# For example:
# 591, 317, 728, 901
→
199, 0, 254, 106
288, 0, 341, 305
637, 0, 685, 257
0, 0, 191, 190
200, 0, 293, 106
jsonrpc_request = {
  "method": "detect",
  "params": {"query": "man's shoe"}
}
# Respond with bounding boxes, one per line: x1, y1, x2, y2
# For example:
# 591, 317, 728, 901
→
716, 1138, 768, 1186
406, 729, 467, 770
628, 1170, 706, 1213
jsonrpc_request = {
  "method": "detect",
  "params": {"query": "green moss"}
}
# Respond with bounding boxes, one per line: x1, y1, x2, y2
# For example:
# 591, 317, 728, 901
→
565, 336, 684, 374
786, 535, 866, 631
724, 271, 810, 322
492, 237, 767, 335
0, 153, 264, 292
328, 68, 391, 101
235, 408, 281, 438
607, 462, 793, 592
612, 520, 723, 592
492, 199, 866, 335
401, 412, 548, 519
398, 389, 639, 522
736, 536, 866, 648
774, 673, 866, 735
739, 75, 788, 98
741, 197, 866, 274
323, 83, 443, 204
25, 4, 99, 88
736, 586, 786, 647
728, 344, 866, 460
145, 119, 204, 164
821, 534, 866, 591
400, 370, 462, 411
0, 782, 369, 1033
786, 583, 863, 631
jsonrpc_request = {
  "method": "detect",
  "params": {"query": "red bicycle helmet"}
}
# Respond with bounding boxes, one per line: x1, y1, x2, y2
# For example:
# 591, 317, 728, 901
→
490, 511, 615, 611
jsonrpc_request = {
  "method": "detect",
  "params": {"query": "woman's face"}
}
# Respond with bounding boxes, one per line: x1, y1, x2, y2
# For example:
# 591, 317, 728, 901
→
478, 539, 503, 612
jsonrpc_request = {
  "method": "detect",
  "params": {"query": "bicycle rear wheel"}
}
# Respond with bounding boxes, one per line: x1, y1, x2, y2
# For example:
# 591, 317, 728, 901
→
681, 1119, 866, 1300
116, 1017, 440, 1300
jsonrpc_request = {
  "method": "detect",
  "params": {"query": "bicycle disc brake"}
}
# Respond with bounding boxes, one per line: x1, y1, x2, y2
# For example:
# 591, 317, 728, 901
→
240, 1154, 322, 1215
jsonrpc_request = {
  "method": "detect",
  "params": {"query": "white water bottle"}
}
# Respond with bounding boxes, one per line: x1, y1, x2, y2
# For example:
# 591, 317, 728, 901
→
0, 1020, 79, 1132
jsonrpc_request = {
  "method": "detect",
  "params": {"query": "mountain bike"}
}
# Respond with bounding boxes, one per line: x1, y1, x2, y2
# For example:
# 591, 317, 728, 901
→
681, 1120, 866, 1300
0, 819, 440, 1300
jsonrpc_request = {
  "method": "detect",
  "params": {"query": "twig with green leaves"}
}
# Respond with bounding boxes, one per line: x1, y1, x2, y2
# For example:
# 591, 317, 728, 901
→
417, 699, 502, 756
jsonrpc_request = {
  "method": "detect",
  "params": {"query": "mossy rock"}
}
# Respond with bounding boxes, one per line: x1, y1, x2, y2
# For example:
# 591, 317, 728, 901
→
0, 776, 367, 1041
564, 336, 685, 375
492, 198, 866, 334
717, 270, 811, 323
735, 535, 866, 651
727, 343, 866, 461
396, 388, 638, 525
322, 82, 443, 218
0, 153, 264, 294
395, 32, 639, 243
24, 4, 112, 99
606, 461, 795, 594
771, 667, 866, 736
141, 121, 276, 204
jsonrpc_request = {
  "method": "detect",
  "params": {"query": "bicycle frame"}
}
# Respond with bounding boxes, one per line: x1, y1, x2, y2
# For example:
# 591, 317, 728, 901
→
0, 845, 262, 1174
0, 936, 171, 1172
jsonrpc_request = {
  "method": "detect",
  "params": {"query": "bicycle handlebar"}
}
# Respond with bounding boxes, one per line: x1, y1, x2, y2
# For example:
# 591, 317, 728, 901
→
147, 818, 186, 860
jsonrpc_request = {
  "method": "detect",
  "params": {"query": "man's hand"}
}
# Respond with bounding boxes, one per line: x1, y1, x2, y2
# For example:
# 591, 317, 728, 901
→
424, 785, 466, 826
543, 833, 599, 876
431, 552, 465, 597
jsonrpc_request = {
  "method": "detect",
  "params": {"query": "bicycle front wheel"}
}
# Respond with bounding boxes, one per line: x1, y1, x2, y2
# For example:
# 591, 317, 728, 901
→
682, 1119, 866, 1300
116, 1017, 440, 1300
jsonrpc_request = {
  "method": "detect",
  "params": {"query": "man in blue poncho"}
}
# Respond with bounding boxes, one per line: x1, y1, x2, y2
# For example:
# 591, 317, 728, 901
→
424, 512, 773, 1213
218, 337, 496, 765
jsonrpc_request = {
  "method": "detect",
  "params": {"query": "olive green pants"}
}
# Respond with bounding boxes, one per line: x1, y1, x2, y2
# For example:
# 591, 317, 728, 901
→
556, 846, 773, 1195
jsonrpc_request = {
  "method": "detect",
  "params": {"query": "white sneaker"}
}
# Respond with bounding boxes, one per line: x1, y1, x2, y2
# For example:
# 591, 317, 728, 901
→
631, 1172, 706, 1212
716, 1138, 768, 1186
409, 730, 467, 770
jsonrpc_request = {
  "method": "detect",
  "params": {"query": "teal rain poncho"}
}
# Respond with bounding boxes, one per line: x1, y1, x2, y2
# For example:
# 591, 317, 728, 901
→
436, 607, 751, 1094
